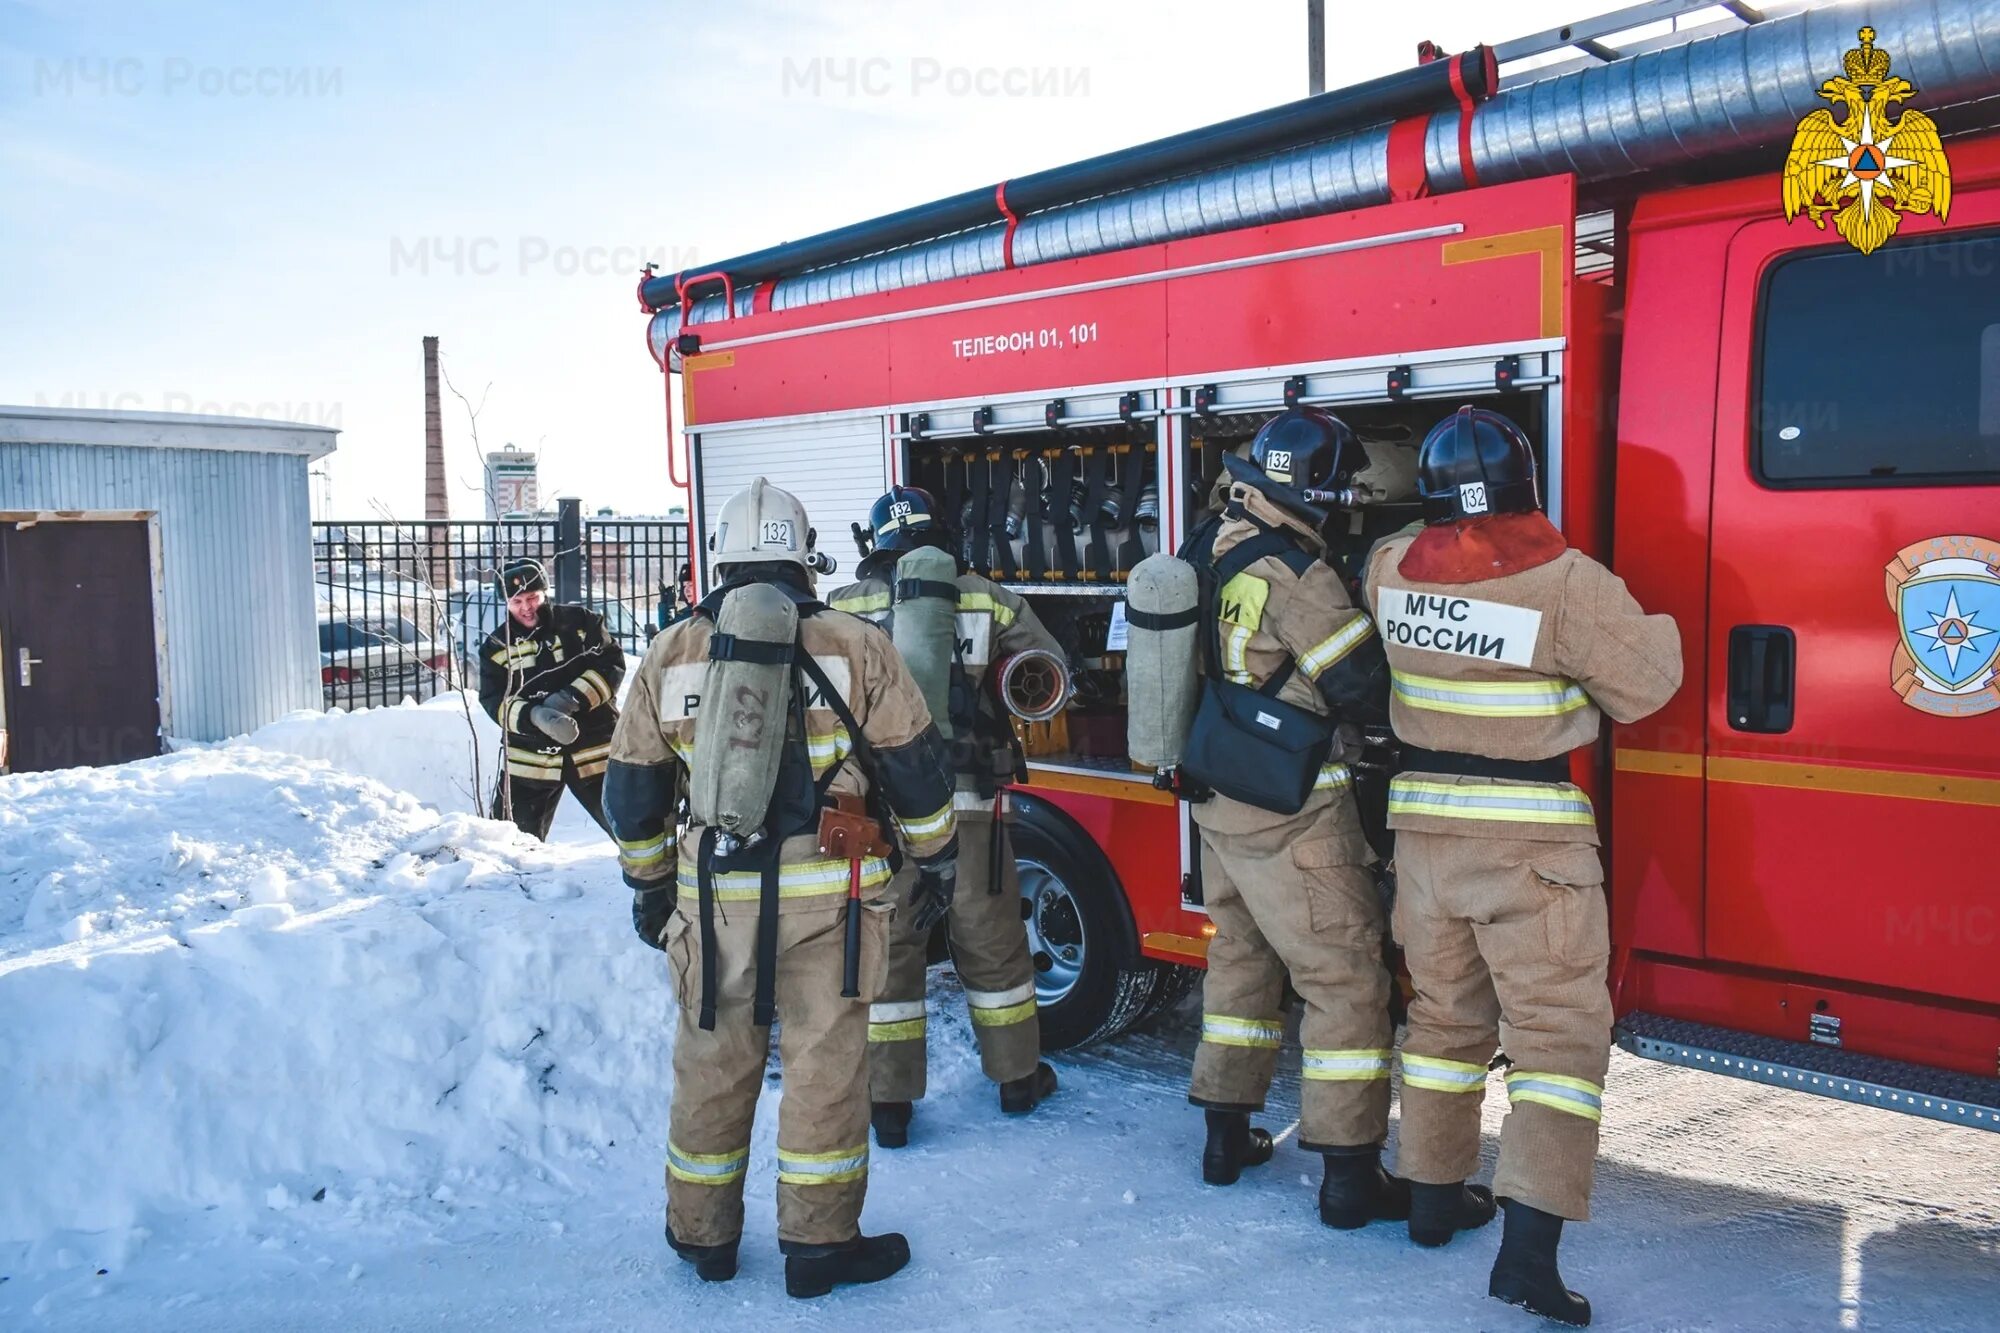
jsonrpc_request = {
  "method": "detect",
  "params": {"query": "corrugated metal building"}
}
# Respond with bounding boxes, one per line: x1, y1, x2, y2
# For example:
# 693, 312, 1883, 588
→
0, 407, 337, 761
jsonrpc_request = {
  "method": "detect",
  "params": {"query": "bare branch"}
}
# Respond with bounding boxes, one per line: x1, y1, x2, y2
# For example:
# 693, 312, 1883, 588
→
438, 356, 491, 457
353, 497, 487, 814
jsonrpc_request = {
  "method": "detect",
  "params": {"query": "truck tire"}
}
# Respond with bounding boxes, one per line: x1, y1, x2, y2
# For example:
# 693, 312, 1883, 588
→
1005, 798, 1166, 1050
1132, 961, 1201, 1031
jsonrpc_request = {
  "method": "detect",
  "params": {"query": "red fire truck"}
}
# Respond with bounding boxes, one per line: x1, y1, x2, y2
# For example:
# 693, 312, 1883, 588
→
639, 0, 2000, 1126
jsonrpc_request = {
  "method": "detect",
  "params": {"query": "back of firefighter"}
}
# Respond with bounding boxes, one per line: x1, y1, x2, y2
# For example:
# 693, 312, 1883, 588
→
476, 558, 624, 840
1363, 406, 1682, 1327
604, 478, 960, 1299
1180, 409, 1407, 1233
827, 485, 1061, 1149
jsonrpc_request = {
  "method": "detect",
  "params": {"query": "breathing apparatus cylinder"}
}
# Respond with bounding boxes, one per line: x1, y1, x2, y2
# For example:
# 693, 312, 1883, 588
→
890, 545, 960, 741
688, 582, 800, 849
1125, 553, 1201, 771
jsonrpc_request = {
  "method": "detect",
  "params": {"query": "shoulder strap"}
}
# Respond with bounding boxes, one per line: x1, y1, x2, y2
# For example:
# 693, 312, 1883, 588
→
796, 645, 873, 804
894, 578, 959, 604
708, 633, 795, 666
1203, 526, 1317, 696
1125, 605, 1198, 632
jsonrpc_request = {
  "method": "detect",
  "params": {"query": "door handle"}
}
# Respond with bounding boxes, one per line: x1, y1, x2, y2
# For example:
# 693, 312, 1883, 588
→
1727, 625, 1795, 733
18, 647, 43, 687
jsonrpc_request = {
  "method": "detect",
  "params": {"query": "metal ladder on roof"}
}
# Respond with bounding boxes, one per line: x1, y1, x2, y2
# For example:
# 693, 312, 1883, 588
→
1491, 0, 1780, 74
1485, 2, 1787, 281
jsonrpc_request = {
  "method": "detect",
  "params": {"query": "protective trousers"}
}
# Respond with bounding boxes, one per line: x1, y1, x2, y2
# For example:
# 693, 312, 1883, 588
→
1188, 795, 1393, 1151
869, 803, 1040, 1100
1391, 830, 1612, 1221
661, 898, 891, 1249
492, 740, 613, 841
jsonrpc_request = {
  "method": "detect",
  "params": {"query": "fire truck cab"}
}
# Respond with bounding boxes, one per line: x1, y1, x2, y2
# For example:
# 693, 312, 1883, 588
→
643, 1, 2000, 1123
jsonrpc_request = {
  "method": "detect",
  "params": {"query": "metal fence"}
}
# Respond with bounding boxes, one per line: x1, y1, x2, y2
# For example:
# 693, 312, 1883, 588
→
312, 499, 690, 711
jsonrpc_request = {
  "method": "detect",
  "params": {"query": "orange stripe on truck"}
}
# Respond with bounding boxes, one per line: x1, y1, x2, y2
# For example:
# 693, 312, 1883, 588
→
1615, 748, 2000, 808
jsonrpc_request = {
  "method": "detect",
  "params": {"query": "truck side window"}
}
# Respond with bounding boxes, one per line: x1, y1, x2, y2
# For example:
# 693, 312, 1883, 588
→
1755, 230, 2000, 487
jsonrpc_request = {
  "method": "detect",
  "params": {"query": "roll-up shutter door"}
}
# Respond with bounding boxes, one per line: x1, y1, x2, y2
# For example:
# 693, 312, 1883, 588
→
692, 413, 888, 591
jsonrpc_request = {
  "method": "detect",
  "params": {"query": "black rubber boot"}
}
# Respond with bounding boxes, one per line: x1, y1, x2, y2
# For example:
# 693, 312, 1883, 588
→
1318, 1146, 1413, 1230
871, 1100, 913, 1149
1489, 1199, 1592, 1327
1200, 1109, 1274, 1186
665, 1226, 739, 1283
1408, 1180, 1497, 1247
999, 1061, 1058, 1114
783, 1233, 912, 1299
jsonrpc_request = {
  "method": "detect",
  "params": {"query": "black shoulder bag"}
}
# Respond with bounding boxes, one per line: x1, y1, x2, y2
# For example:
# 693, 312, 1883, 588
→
1179, 530, 1333, 815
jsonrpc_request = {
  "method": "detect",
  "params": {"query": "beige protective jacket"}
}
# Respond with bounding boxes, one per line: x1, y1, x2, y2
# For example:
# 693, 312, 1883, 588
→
1191, 482, 1390, 835
604, 592, 959, 909
1362, 534, 1682, 843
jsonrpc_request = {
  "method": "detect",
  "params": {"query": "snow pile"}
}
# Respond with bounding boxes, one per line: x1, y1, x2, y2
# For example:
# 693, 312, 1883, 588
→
0, 746, 667, 1264
229, 691, 503, 816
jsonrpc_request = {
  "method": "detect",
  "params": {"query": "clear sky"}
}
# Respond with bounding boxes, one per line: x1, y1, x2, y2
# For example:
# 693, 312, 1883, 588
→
1, 0, 1591, 519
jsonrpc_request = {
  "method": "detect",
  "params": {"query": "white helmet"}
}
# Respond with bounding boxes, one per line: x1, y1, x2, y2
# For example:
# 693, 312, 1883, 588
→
711, 477, 814, 572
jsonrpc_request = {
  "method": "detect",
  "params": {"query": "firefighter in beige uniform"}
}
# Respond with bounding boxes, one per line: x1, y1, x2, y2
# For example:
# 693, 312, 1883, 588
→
604, 479, 960, 1299
828, 485, 1061, 1148
1364, 407, 1682, 1327
1177, 409, 1407, 1232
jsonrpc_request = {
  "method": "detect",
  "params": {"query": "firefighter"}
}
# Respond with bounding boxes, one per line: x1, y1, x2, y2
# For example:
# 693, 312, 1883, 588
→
1363, 407, 1681, 1327
604, 478, 960, 1299
477, 557, 624, 840
827, 485, 1061, 1148
1178, 408, 1406, 1232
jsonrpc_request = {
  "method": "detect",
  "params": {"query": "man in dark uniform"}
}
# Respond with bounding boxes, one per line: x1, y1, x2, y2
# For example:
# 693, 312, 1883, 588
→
477, 557, 625, 840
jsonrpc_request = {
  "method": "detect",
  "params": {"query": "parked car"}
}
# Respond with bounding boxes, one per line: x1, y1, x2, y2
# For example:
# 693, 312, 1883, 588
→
318, 614, 448, 710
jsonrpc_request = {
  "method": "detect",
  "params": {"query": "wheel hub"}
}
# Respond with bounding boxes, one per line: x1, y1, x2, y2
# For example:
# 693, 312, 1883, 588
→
1018, 856, 1086, 1006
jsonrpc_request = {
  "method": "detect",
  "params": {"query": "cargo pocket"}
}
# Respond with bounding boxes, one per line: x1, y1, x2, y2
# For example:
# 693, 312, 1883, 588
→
1295, 838, 1382, 943
1528, 846, 1609, 968
860, 900, 894, 1004
663, 909, 697, 1011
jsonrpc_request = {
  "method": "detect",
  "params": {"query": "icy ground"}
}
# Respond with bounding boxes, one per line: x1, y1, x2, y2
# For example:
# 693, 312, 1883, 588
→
2, 697, 1997, 1330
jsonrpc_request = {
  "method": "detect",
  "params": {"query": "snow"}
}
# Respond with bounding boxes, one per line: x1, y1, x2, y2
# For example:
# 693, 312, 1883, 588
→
230, 691, 504, 817
0, 741, 657, 1262
3, 705, 1998, 1330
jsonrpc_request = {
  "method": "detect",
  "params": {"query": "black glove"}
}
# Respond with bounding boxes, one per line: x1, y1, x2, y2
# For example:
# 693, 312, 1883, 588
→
908, 855, 958, 932
632, 884, 676, 951
529, 701, 582, 746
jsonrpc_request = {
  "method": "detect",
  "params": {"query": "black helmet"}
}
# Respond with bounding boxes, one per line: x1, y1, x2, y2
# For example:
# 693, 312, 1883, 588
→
1235, 407, 1360, 520
866, 485, 947, 557
1416, 406, 1540, 524
497, 557, 549, 599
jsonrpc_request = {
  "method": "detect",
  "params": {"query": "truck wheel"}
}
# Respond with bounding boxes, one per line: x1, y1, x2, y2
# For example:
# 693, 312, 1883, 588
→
1132, 962, 1201, 1031
1009, 801, 1161, 1050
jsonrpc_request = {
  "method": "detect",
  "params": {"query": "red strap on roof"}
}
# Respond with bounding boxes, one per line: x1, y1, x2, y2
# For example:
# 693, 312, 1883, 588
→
1386, 114, 1432, 202
997, 180, 1021, 270
752, 280, 775, 316
1448, 50, 1483, 189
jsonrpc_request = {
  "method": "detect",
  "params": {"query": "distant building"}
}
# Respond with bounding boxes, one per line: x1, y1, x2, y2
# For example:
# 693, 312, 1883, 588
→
484, 448, 539, 519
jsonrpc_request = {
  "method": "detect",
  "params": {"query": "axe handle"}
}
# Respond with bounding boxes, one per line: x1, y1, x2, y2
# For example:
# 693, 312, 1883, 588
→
841, 858, 863, 998
988, 790, 1007, 894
